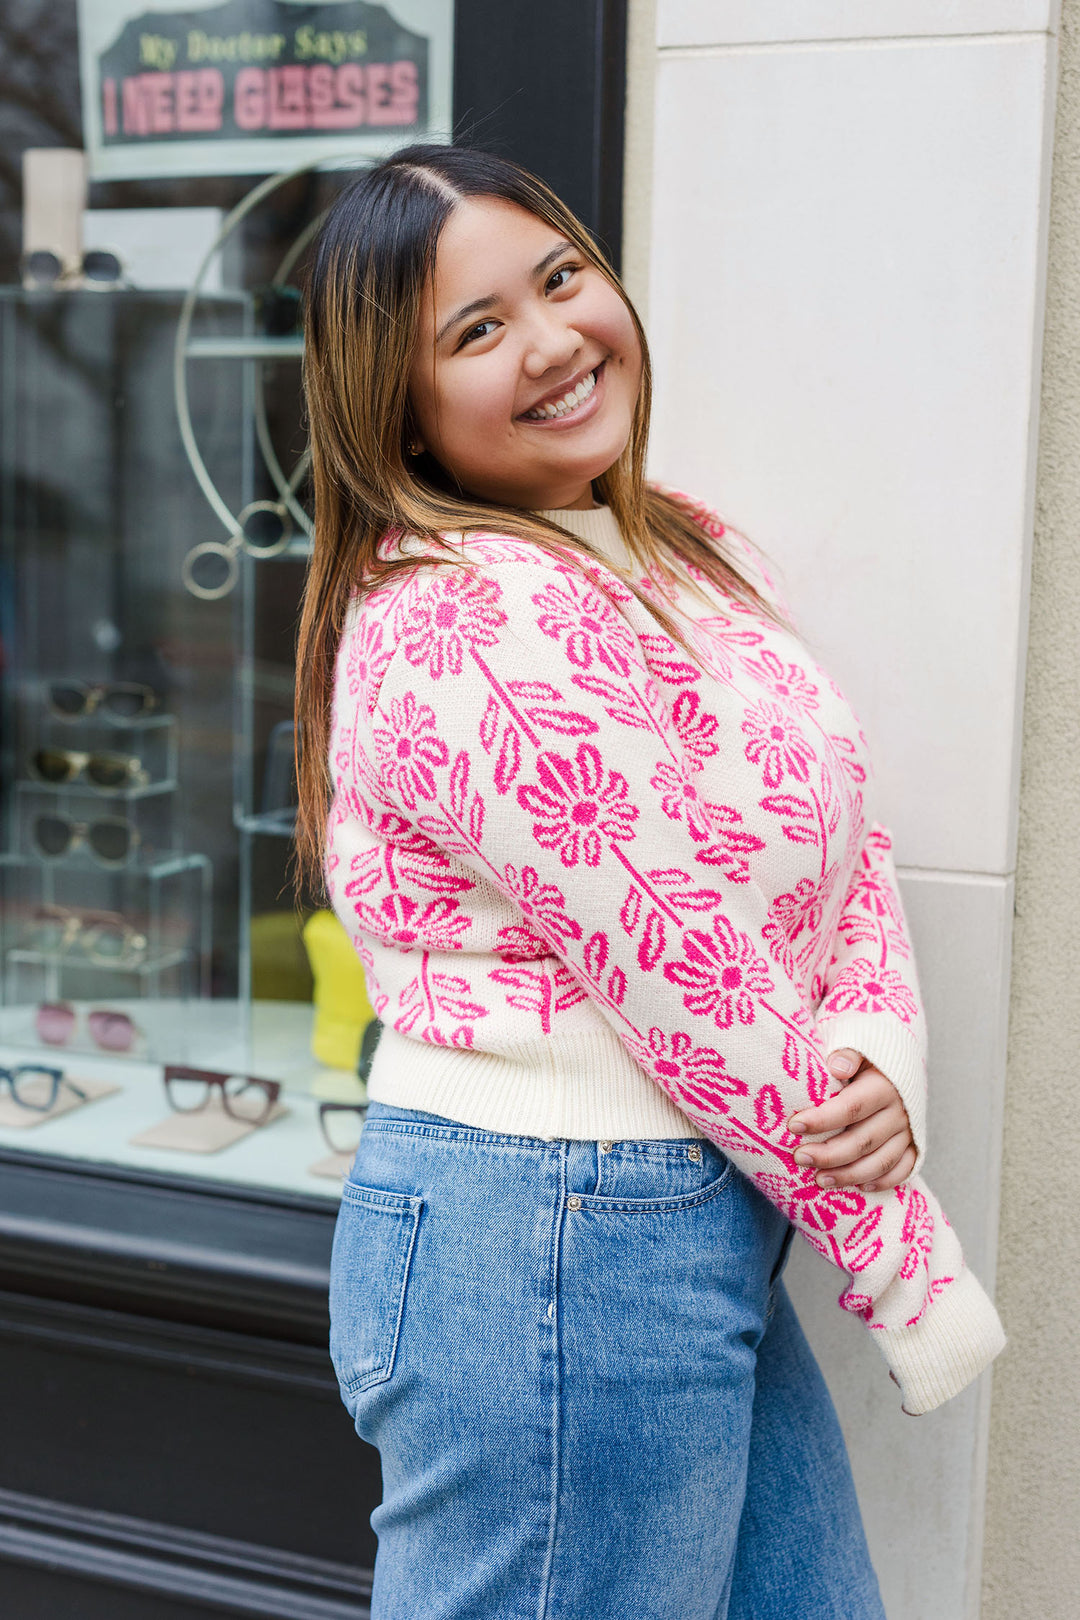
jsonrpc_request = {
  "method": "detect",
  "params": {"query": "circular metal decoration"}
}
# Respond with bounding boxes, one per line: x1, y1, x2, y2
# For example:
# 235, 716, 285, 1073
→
174, 154, 365, 599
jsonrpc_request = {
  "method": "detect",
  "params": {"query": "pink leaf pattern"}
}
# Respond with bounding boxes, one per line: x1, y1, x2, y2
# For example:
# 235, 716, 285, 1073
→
327, 488, 962, 1358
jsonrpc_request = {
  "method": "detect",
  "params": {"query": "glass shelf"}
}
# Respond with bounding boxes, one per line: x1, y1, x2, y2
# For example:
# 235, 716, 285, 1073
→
185, 336, 304, 360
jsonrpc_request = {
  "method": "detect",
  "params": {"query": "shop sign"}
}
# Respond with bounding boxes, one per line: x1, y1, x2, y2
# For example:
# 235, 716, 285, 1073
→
78, 0, 453, 179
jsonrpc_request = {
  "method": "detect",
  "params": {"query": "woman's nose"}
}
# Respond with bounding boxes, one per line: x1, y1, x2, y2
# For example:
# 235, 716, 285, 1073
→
521, 314, 582, 378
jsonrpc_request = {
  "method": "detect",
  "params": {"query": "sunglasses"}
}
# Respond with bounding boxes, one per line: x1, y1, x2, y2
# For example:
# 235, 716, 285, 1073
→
47, 681, 158, 722
30, 748, 149, 791
318, 1101, 366, 1157
33, 905, 148, 967
33, 812, 138, 867
36, 1002, 138, 1054
20, 248, 126, 290
0, 1064, 87, 1113
163, 1066, 282, 1126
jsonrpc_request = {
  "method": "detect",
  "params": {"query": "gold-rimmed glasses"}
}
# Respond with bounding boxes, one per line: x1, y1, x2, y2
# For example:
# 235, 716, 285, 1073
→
32, 905, 148, 967
30, 748, 149, 791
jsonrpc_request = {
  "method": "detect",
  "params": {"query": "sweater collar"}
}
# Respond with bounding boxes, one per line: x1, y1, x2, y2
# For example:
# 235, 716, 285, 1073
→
534, 502, 633, 573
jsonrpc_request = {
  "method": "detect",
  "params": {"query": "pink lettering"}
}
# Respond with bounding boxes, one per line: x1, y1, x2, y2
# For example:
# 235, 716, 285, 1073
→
268, 65, 307, 130
175, 69, 224, 133
234, 66, 266, 131
102, 77, 118, 137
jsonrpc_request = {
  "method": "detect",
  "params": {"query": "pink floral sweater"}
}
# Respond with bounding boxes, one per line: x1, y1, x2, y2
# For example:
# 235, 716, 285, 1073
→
326, 487, 1005, 1414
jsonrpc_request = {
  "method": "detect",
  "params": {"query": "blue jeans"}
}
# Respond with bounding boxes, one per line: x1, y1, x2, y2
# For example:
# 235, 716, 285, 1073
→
330, 1102, 885, 1620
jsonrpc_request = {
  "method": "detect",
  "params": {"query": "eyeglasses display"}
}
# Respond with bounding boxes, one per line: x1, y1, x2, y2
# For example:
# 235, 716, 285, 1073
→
30, 748, 150, 792
318, 1101, 366, 1157
32, 813, 138, 866
20, 247, 127, 290
0, 219, 368, 1202
46, 681, 159, 722
36, 1002, 139, 1053
163, 1065, 282, 1125
30, 905, 148, 967
0, 1062, 87, 1112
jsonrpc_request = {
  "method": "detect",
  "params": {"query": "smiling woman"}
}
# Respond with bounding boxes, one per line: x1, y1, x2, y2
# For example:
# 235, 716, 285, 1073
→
407, 198, 642, 510
294, 143, 1004, 1620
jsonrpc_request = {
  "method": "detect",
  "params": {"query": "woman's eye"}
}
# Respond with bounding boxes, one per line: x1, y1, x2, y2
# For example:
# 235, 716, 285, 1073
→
546, 264, 579, 292
459, 319, 499, 347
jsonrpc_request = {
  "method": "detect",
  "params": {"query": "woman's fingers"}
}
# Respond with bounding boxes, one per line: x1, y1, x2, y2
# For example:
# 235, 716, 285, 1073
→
789, 1067, 899, 1138
865, 1143, 918, 1191
826, 1046, 865, 1081
796, 1130, 914, 1189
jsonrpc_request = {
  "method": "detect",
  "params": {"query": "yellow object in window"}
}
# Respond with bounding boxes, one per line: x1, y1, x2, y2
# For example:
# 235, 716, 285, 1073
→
301, 910, 375, 1072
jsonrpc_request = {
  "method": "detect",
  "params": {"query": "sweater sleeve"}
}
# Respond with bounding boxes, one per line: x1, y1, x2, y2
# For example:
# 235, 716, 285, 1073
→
815, 825, 930, 1175
358, 553, 1003, 1414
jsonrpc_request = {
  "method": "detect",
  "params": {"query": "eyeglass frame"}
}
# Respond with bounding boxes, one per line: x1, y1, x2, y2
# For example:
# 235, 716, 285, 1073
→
317, 1100, 367, 1156
45, 680, 159, 723
0, 1064, 87, 1113
35, 1001, 141, 1055
32, 811, 139, 868
30, 747, 150, 791
163, 1066, 282, 1126
32, 904, 148, 967
20, 248, 128, 290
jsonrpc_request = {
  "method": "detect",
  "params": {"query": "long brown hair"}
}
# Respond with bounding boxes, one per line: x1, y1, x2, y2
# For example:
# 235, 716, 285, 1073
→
296, 143, 774, 891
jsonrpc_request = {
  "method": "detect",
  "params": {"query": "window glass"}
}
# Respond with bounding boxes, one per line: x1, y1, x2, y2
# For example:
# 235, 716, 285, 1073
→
0, 170, 374, 1203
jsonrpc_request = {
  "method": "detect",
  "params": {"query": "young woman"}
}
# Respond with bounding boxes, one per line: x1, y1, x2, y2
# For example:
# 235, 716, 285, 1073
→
295, 144, 1005, 1619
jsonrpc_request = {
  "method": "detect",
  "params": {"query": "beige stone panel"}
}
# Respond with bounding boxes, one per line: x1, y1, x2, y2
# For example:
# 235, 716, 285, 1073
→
982, 3, 1080, 1615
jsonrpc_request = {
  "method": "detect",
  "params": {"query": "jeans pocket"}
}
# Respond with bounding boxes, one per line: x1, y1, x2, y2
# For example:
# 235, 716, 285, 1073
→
329, 1181, 423, 1398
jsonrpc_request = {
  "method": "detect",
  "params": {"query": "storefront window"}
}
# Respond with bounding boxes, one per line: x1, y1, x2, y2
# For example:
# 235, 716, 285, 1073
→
0, 174, 378, 1200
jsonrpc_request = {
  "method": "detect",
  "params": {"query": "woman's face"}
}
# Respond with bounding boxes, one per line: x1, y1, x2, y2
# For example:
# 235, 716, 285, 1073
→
407, 196, 643, 511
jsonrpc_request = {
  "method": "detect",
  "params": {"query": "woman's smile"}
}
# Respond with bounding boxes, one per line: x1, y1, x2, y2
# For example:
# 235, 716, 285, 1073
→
517, 361, 605, 426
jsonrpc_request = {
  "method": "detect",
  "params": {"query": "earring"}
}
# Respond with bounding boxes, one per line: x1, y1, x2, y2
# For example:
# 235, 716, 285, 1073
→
407, 441, 421, 457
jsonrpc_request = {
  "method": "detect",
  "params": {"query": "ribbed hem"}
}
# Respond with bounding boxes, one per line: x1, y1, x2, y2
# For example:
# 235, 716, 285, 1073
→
366, 1025, 705, 1141
817, 1010, 928, 1174
877, 1268, 1006, 1415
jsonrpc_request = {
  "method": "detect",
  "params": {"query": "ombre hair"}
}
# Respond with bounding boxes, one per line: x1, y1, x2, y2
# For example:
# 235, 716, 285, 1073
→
295, 142, 772, 889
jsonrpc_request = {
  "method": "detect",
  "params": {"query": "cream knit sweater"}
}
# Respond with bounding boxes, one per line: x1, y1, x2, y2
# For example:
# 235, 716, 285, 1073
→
326, 487, 1005, 1414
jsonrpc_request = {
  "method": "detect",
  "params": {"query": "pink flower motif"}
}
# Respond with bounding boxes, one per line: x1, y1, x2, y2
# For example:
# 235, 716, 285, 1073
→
369, 893, 473, 951
650, 762, 726, 842
402, 570, 506, 679
761, 879, 825, 972
501, 864, 583, 949
517, 743, 639, 868
820, 958, 918, 1022
741, 647, 820, 712
532, 575, 638, 677
741, 701, 816, 788
343, 615, 393, 710
664, 914, 774, 1028
631, 1027, 748, 1114
693, 805, 766, 885
373, 691, 449, 809
844, 870, 904, 930
669, 687, 721, 772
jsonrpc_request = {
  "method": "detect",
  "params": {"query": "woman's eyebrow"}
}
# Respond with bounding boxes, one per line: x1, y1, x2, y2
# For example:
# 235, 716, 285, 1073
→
435, 241, 576, 344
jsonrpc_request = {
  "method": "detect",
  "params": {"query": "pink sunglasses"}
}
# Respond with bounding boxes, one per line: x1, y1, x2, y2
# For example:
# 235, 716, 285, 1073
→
36, 1002, 138, 1053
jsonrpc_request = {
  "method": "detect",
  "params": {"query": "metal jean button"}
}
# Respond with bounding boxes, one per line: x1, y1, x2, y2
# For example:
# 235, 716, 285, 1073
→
566, 1195, 582, 1211
688, 1146, 702, 1162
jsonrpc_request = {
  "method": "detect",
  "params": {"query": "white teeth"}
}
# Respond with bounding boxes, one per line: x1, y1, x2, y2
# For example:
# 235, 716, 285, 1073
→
524, 369, 597, 421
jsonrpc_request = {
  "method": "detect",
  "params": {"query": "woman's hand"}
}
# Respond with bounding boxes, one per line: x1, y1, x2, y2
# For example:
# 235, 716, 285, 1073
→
787, 1049, 916, 1191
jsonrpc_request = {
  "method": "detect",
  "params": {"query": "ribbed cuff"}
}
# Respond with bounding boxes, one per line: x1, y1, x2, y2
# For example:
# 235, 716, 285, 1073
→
816, 1010, 928, 1174
877, 1268, 1006, 1415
